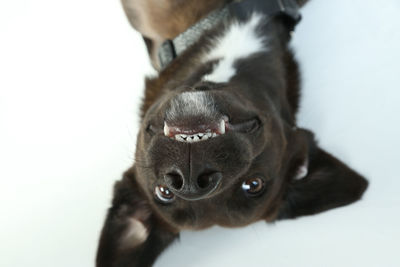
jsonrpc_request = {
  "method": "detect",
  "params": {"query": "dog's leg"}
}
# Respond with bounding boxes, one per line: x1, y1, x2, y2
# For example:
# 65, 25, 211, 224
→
96, 170, 178, 267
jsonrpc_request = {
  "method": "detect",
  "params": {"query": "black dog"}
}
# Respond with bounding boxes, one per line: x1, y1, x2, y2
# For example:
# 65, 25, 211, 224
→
96, 1, 368, 266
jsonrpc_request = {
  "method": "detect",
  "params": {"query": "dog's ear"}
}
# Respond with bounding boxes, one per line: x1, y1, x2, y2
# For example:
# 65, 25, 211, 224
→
279, 129, 368, 219
96, 167, 178, 267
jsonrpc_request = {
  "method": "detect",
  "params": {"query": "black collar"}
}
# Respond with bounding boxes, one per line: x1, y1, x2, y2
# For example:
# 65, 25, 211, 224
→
158, 0, 301, 69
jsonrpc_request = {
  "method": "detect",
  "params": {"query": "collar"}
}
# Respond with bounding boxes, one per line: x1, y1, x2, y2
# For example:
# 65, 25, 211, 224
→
158, 0, 301, 69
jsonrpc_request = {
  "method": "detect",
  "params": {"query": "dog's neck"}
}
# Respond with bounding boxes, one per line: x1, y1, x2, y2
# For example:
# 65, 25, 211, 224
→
202, 14, 294, 123
158, 0, 301, 69
145, 12, 297, 125
202, 14, 269, 84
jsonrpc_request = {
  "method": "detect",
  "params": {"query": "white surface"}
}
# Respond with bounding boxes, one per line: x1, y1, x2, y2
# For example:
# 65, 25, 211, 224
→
0, 0, 399, 267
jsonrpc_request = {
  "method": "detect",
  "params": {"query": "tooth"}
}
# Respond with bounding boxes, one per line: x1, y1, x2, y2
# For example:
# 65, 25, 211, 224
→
207, 132, 212, 138
198, 133, 204, 137
202, 135, 209, 140
219, 119, 225, 134
164, 122, 170, 136
193, 135, 199, 142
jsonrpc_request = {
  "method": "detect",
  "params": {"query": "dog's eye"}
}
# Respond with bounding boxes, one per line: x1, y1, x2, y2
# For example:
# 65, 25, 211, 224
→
155, 185, 175, 203
242, 177, 264, 197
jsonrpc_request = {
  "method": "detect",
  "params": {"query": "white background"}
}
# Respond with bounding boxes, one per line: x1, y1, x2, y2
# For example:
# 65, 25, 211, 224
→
1, 0, 399, 266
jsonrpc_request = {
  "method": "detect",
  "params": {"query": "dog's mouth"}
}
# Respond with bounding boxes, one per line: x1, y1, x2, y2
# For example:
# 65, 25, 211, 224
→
163, 116, 260, 143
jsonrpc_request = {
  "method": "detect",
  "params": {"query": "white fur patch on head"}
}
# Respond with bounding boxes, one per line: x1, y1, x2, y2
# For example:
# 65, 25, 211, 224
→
203, 13, 267, 83
166, 91, 216, 120
120, 218, 149, 249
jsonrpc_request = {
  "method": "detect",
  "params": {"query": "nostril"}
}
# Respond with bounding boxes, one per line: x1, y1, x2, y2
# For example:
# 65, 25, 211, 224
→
197, 171, 222, 189
197, 173, 211, 189
164, 172, 184, 191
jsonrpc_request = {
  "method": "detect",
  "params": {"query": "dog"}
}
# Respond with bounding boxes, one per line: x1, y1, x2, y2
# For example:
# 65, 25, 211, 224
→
96, 1, 368, 266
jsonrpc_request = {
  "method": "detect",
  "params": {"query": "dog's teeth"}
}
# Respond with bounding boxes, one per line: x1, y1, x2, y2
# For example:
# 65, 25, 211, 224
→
174, 135, 182, 141
219, 120, 225, 134
171, 127, 225, 143
164, 122, 170, 136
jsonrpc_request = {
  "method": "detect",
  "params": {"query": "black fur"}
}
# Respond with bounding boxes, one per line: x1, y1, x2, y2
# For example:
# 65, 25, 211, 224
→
96, 1, 367, 266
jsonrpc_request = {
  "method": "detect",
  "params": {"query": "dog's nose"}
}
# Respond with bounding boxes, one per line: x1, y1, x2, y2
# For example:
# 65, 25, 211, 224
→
164, 168, 222, 201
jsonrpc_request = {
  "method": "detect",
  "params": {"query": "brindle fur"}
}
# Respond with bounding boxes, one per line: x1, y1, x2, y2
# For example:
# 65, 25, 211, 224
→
96, 1, 368, 266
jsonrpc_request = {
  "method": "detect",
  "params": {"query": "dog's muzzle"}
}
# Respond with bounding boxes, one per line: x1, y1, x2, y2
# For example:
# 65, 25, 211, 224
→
160, 90, 260, 200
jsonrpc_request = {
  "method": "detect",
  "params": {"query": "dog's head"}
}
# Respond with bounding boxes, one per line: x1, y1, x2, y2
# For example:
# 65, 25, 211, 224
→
133, 74, 367, 230
124, 0, 367, 231
135, 80, 284, 228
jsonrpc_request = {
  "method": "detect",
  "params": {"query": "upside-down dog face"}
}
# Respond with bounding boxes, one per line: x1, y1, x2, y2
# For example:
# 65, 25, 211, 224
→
134, 70, 306, 229
130, 9, 367, 230
127, 9, 300, 229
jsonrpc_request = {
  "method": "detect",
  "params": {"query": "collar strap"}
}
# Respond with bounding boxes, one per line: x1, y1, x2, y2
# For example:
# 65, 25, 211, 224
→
158, 0, 301, 69
158, 7, 229, 69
